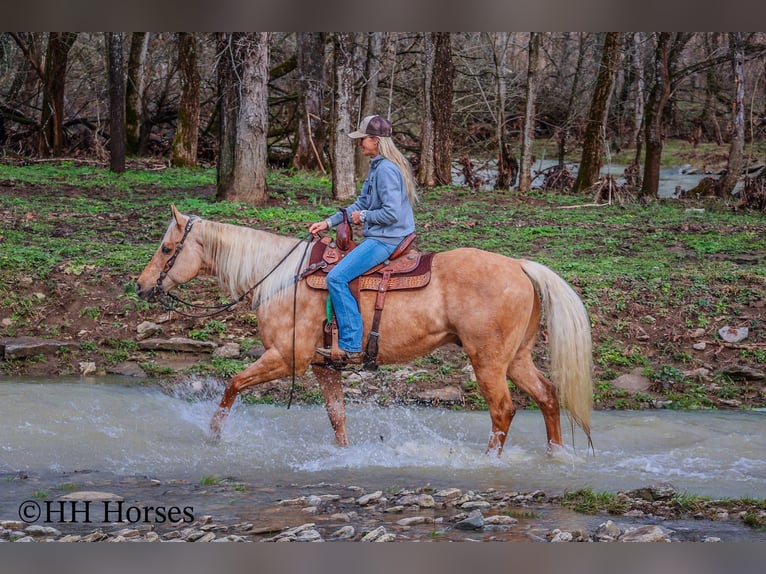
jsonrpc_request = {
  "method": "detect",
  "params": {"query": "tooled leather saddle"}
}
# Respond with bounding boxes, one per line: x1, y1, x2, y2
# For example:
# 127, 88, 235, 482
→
299, 211, 434, 370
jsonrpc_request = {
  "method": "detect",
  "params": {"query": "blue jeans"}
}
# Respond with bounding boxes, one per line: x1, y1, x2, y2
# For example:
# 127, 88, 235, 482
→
326, 238, 397, 353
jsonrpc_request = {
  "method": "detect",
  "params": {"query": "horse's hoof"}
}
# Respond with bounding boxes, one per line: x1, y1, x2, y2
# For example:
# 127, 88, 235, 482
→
207, 427, 222, 445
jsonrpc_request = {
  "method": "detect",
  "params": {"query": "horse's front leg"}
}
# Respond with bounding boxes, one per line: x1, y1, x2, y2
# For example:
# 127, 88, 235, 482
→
210, 348, 291, 440
314, 365, 348, 447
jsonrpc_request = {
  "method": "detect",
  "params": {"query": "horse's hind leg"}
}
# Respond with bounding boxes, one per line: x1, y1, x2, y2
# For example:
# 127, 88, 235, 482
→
314, 365, 349, 447
472, 362, 516, 456
506, 352, 562, 450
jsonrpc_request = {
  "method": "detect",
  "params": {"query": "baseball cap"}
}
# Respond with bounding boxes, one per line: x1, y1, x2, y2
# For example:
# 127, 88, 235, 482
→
349, 115, 393, 138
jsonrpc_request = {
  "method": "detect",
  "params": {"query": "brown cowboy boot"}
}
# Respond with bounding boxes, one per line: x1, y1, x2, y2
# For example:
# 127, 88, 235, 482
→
315, 347, 364, 365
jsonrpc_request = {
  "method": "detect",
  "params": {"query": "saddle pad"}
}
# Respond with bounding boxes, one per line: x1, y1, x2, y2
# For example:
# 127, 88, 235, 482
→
305, 251, 434, 292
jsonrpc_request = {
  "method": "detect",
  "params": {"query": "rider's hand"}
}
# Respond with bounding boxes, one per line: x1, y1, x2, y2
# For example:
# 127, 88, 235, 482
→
309, 220, 329, 236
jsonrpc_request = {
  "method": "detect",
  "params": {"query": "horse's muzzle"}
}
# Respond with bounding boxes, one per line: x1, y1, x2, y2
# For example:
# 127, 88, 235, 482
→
136, 284, 162, 302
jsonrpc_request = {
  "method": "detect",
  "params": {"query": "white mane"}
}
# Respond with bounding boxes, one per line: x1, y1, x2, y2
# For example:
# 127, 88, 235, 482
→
198, 219, 312, 309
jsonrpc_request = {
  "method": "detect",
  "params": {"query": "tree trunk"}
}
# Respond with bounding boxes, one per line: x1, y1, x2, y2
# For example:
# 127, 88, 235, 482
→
107, 32, 126, 174
573, 32, 622, 193
216, 34, 237, 200
431, 32, 454, 186
332, 33, 356, 201
640, 34, 671, 200
417, 32, 436, 188
293, 32, 327, 172
630, 32, 646, 161
558, 32, 587, 168
639, 33, 692, 199
125, 32, 149, 156
493, 32, 516, 189
518, 32, 541, 192
172, 32, 200, 168
216, 33, 270, 205
38, 32, 77, 157
719, 32, 746, 198
355, 32, 383, 180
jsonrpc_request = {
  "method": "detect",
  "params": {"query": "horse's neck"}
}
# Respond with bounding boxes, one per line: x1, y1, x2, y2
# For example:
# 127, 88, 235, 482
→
203, 221, 304, 307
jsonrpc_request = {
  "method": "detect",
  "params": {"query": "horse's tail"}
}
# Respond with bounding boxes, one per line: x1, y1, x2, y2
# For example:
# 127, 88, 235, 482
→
520, 260, 593, 447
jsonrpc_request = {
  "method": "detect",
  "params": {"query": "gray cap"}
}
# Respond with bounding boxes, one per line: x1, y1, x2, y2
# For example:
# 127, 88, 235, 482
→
349, 115, 393, 138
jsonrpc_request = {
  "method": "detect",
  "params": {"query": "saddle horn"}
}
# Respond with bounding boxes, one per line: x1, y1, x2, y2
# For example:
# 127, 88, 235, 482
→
335, 209, 353, 251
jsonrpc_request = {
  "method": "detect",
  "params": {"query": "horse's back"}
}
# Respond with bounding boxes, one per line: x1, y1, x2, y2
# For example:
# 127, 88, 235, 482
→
431, 247, 533, 296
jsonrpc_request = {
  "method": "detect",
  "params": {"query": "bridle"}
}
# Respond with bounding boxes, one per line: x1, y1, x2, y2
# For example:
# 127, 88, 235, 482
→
149, 214, 316, 409
153, 215, 312, 319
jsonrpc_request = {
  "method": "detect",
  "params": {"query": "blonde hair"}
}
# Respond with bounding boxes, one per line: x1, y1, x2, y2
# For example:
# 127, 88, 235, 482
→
376, 137, 419, 205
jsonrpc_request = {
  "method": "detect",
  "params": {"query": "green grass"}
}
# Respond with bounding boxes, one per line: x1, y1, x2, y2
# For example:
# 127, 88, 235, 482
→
561, 488, 631, 515
1, 158, 765, 405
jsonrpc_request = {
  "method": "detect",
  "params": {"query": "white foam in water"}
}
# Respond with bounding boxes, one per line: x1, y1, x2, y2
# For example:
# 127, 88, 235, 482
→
1, 378, 765, 498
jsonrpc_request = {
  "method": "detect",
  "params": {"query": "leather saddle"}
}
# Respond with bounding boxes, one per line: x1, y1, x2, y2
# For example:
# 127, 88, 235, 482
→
301, 215, 434, 293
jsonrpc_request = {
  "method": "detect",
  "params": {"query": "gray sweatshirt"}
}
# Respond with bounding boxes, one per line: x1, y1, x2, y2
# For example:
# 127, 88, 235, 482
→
327, 156, 415, 245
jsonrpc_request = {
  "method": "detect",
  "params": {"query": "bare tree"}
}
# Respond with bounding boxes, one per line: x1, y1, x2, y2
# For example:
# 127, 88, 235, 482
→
355, 32, 384, 179
39, 32, 77, 157
215, 33, 271, 205
557, 32, 587, 169
418, 32, 436, 188
125, 32, 149, 156
332, 32, 356, 201
719, 32, 746, 197
107, 32, 126, 173
172, 32, 200, 168
492, 32, 518, 189
640, 33, 692, 200
518, 32, 541, 192
432, 33, 454, 186
9, 32, 77, 157
293, 32, 327, 172
573, 32, 622, 192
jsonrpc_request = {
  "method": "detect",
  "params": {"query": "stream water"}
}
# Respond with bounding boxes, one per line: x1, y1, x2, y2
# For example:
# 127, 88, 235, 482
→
2, 376, 764, 501
452, 159, 742, 198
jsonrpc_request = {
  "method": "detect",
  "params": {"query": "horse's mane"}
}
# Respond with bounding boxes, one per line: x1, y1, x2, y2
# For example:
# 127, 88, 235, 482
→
198, 219, 310, 309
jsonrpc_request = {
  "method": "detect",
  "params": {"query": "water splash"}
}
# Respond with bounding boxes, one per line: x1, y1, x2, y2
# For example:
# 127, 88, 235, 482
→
1, 378, 765, 498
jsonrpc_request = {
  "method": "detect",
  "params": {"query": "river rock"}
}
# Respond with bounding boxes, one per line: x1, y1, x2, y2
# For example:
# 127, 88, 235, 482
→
626, 482, 676, 501
596, 519, 623, 541
25, 525, 62, 537
414, 386, 463, 404
137, 337, 217, 353
106, 362, 148, 377
396, 516, 433, 526
434, 488, 462, 500
397, 493, 435, 508
0, 337, 79, 360
719, 364, 765, 381
59, 491, 124, 502
612, 371, 652, 393
79, 361, 97, 375
357, 491, 383, 506
213, 342, 241, 359
619, 524, 673, 542
549, 529, 573, 542
329, 525, 355, 540
718, 326, 748, 343
454, 509, 484, 530
361, 526, 390, 541
136, 321, 162, 340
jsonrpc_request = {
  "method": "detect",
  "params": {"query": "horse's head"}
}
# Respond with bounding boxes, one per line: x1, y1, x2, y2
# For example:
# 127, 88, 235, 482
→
136, 205, 204, 302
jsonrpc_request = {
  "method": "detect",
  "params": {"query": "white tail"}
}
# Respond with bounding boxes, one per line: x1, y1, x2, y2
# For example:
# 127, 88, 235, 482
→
520, 260, 594, 445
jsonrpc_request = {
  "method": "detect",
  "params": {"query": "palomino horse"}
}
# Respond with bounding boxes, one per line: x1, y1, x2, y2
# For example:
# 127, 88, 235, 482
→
136, 205, 593, 454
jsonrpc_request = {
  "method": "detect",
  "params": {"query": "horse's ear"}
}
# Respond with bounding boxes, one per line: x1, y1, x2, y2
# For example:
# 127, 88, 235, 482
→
171, 204, 185, 227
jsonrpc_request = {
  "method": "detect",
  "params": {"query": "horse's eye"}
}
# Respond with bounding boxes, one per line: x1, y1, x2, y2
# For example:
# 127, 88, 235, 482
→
161, 244, 172, 255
